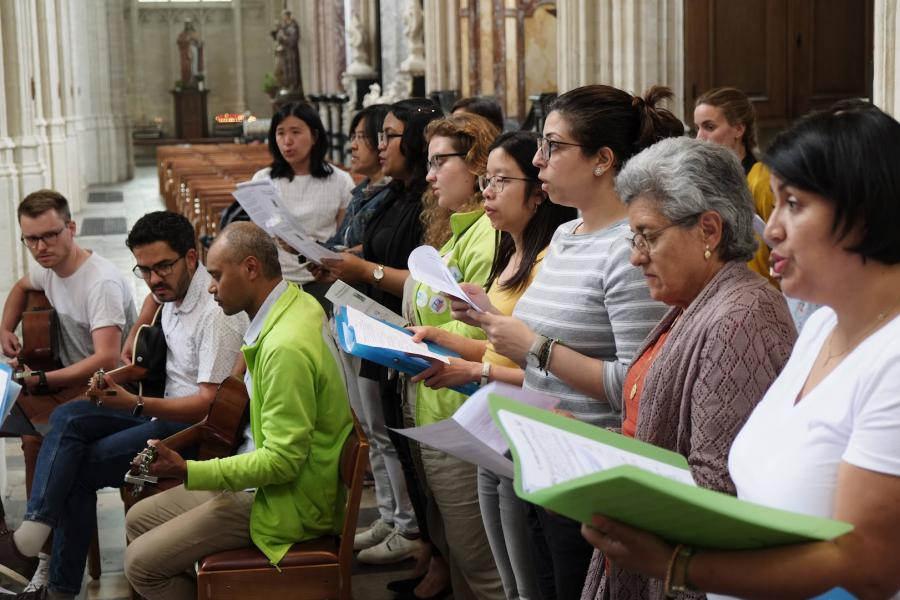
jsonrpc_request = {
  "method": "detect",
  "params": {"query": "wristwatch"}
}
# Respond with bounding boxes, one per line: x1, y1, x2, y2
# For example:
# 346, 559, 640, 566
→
526, 334, 549, 369
372, 264, 385, 286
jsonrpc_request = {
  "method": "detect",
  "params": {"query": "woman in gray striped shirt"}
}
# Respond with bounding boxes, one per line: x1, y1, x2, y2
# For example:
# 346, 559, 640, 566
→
462, 84, 683, 599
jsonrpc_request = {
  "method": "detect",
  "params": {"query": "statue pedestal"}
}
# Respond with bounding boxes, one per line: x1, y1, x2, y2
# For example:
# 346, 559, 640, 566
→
172, 88, 209, 139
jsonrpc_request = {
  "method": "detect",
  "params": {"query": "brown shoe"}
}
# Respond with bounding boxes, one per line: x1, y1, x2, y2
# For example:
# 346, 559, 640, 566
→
0, 529, 38, 585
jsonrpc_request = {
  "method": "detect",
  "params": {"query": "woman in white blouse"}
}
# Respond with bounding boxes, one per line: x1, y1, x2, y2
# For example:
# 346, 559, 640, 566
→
252, 102, 354, 301
580, 101, 900, 599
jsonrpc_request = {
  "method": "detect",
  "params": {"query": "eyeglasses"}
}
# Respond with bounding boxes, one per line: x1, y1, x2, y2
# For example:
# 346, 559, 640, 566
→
626, 222, 688, 255
132, 256, 186, 280
21, 225, 68, 249
537, 136, 588, 161
377, 132, 403, 146
427, 153, 465, 173
349, 132, 370, 143
477, 174, 532, 193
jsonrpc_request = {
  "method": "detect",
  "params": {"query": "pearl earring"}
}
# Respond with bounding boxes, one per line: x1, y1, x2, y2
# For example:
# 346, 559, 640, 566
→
704, 245, 712, 260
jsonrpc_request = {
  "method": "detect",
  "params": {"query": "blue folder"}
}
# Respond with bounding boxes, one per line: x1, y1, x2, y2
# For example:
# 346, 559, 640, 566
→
334, 305, 478, 396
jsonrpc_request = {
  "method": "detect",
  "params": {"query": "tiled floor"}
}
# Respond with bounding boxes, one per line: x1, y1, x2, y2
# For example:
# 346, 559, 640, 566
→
1, 167, 414, 599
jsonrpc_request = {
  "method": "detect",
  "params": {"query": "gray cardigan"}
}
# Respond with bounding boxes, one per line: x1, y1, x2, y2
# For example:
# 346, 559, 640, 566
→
582, 261, 797, 600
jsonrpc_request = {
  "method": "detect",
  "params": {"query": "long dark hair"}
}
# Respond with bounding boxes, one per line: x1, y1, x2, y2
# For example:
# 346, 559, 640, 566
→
267, 102, 333, 180
387, 98, 443, 203
485, 131, 577, 292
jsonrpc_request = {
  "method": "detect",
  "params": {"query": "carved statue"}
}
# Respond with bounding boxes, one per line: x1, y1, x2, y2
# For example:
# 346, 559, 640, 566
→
346, 12, 375, 76
399, 0, 425, 74
271, 10, 303, 95
176, 19, 204, 86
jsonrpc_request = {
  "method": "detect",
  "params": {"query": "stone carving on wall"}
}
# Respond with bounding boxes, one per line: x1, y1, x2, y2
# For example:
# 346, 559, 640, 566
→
346, 12, 376, 76
272, 9, 303, 97
176, 19, 204, 85
399, 0, 425, 75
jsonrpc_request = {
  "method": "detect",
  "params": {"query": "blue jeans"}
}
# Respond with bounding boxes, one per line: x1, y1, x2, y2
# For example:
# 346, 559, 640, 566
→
23, 400, 189, 595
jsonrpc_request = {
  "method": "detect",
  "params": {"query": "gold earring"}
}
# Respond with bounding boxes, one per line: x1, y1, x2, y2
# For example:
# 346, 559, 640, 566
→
704, 245, 712, 260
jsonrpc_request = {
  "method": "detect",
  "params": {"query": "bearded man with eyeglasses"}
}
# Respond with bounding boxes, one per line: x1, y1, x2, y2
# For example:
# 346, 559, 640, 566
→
0, 210, 247, 600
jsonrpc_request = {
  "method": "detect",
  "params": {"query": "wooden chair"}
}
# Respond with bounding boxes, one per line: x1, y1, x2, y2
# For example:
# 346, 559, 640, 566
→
195, 420, 369, 600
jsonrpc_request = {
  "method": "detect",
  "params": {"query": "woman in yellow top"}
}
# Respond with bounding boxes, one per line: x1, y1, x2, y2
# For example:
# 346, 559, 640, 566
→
411, 131, 576, 600
694, 87, 779, 288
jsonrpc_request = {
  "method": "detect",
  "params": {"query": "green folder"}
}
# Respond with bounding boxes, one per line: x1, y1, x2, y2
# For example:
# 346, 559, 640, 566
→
488, 394, 853, 550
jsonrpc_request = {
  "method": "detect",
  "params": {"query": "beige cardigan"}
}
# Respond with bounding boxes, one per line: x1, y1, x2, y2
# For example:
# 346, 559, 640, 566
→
581, 261, 797, 600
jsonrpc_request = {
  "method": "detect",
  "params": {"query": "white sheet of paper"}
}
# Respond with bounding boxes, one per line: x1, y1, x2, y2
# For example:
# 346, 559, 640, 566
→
407, 246, 483, 312
268, 219, 343, 264
0, 366, 22, 423
326, 281, 406, 327
392, 382, 558, 478
232, 180, 284, 236
344, 306, 449, 363
496, 409, 697, 493
752, 215, 771, 248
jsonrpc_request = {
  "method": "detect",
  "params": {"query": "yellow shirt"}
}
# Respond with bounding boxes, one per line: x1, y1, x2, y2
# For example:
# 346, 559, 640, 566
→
481, 248, 547, 368
746, 161, 779, 289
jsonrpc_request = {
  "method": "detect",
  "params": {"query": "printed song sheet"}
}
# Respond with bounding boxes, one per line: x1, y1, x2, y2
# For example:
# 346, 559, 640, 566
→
408, 246, 484, 312
344, 306, 449, 363
496, 409, 697, 493
326, 281, 406, 327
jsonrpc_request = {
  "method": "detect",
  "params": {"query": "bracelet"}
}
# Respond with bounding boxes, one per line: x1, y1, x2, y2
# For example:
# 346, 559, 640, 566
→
132, 394, 145, 418
34, 370, 50, 395
541, 339, 557, 373
480, 361, 491, 387
671, 545, 695, 594
663, 544, 683, 598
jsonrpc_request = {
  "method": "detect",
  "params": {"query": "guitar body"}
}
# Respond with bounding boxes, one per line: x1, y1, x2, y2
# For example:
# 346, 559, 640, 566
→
18, 291, 59, 372
124, 375, 250, 496
123, 305, 166, 399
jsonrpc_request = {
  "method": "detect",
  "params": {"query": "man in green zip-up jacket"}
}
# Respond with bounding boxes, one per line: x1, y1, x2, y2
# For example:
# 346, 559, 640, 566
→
125, 223, 352, 600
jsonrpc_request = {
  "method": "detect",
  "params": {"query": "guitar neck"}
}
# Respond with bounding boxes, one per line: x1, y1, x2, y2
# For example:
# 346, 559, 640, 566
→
107, 364, 149, 385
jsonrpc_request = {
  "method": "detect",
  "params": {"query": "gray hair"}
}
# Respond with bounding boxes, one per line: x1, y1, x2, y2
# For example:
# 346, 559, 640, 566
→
215, 221, 282, 279
615, 136, 757, 262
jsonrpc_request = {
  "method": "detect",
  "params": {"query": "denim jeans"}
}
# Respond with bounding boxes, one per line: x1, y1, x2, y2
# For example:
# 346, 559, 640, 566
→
23, 400, 189, 595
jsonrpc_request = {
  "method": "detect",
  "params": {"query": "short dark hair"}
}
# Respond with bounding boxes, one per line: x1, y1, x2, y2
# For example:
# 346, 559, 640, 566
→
388, 98, 444, 200
451, 96, 505, 133
350, 103, 391, 153
549, 85, 684, 171
268, 102, 333, 180
485, 131, 577, 292
764, 100, 900, 265
217, 222, 282, 279
126, 211, 197, 256
18, 190, 71, 222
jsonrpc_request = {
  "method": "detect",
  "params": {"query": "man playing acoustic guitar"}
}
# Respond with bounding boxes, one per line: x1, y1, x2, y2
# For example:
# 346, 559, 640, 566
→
0, 211, 247, 600
124, 222, 352, 600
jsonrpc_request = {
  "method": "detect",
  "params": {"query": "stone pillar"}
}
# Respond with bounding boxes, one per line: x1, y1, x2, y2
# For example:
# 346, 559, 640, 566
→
556, 0, 684, 120
2, 0, 50, 196
58, 0, 86, 211
36, 0, 71, 199
423, 0, 461, 94
232, 0, 247, 113
379, 0, 411, 90
874, 0, 900, 117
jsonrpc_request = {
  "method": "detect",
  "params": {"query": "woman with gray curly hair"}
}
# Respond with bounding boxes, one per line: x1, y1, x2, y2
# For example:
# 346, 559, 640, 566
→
581, 136, 797, 600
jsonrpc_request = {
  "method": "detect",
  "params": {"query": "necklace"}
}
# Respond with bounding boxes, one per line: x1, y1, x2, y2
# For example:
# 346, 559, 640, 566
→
822, 298, 900, 368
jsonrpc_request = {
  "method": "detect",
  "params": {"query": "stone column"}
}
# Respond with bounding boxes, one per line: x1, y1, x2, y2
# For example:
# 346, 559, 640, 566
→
58, 0, 86, 211
556, 0, 685, 120
874, 0, 900, 117
36, 0, 71, 199
232, 0, 247, 113
2, 0, 50, 196
423, 0, 461, 94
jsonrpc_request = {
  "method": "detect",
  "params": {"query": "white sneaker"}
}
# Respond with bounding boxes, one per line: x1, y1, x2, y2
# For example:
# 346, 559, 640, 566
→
23, 552, 50, 593
355, 528, 421, 565
353, 518, 393, 551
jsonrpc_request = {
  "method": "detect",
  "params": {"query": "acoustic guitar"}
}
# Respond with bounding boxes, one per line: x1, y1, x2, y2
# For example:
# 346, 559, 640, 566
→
18, 290, 59, 373
122, 375, 250, 496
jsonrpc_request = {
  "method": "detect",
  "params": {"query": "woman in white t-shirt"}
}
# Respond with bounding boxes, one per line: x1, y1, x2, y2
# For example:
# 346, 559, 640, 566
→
252, 101, 354, 298
579, 101, 900, 599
